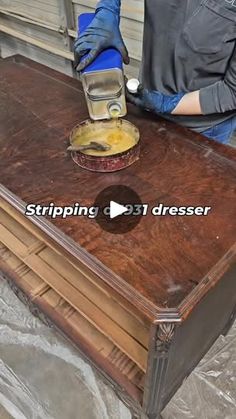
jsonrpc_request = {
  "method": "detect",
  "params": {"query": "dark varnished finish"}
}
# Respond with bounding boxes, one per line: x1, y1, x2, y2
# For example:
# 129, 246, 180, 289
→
143, 262, 236, 418
1, 56, 236, 419
1, 56, 236, 316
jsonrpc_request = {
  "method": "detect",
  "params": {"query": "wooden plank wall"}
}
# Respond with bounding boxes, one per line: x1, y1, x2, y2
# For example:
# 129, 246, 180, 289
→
0, 0, 74, 75
0, 0, 143, 78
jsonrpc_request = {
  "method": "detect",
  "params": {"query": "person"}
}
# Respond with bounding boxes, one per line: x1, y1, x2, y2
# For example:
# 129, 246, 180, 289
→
74, 0, 236, 145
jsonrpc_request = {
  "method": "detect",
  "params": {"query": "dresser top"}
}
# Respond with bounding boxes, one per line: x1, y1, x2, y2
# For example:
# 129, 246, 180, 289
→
1, 56, 236, 320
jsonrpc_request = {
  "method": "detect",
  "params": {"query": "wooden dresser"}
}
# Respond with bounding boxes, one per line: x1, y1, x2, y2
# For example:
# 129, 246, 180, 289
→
0, 56, 235, 419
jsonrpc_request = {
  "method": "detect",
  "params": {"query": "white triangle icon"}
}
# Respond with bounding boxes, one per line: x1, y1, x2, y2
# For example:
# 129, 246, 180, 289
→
110, 201, 128, 219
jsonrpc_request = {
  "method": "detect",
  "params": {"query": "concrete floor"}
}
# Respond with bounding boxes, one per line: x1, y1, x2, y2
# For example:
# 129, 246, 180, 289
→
0, 276, 236, 419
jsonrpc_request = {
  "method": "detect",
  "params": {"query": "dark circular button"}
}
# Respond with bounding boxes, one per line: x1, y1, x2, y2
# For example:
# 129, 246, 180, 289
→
94, 185, 143, 234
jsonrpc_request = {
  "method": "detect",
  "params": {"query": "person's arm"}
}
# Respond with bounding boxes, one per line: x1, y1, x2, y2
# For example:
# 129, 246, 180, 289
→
74, 0, 129, 71
96, 0, 120, 15
199, 46, 236, 114
173, 47, 236, 115
171, 91, 202, 115
128, 48, 236, 117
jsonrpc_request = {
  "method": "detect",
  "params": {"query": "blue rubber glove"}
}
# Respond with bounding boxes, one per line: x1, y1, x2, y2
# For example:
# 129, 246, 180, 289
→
126, 86, 185, 114
74, 0, 129, 71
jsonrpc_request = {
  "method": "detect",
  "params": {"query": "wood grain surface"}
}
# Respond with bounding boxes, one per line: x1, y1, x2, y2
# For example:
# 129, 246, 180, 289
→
1, 55, 236, 313
0, 245, 144, 404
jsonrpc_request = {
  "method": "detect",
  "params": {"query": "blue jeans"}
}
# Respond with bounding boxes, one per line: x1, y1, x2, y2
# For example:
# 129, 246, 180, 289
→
202, 117, 236, 144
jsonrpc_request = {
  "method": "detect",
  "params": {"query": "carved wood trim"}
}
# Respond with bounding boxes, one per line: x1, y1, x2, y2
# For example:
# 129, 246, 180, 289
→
155, 323, 175, 355
143, 323, 176, 419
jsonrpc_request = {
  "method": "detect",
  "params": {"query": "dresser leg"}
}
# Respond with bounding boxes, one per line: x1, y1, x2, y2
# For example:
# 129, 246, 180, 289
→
143, 324, 176, 419
222, 305, 236, 337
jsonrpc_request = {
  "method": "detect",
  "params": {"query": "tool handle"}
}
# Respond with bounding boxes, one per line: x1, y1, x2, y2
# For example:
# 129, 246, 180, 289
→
67, 145, 92, 152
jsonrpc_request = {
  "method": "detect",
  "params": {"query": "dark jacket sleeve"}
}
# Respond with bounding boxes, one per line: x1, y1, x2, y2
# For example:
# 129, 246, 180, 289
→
199, 47, 236, 115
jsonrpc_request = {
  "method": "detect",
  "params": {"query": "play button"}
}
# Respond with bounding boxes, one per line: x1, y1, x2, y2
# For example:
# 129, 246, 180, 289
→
94, 185, 143, 234
110, 201, 128, 219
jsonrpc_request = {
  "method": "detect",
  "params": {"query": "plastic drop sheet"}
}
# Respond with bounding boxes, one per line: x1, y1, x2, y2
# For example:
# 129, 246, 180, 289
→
0, 276, 235, 419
